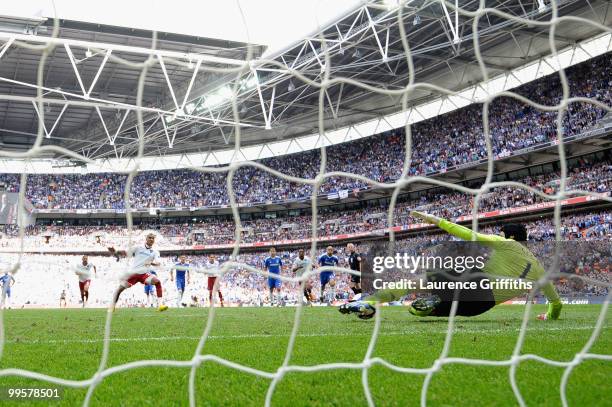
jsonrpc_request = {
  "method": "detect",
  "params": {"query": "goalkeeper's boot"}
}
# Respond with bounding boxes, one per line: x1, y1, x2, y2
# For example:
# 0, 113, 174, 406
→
338, 301, 376, 320
537, 300, 562, 321
408, 295, 441, 317
158, 304, 169, 312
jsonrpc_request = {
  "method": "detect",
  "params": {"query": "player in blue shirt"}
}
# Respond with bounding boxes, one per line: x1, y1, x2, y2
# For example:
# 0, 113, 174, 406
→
318, 246, 339, 304
264, 247, 283, 306
144, 270, 158, 307
171, 255, 190, 307
0, 271, 15, 309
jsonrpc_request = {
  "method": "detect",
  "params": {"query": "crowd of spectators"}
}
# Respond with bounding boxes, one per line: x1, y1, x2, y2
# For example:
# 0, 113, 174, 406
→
0, 53, 609, 210
1, 156, 608, 249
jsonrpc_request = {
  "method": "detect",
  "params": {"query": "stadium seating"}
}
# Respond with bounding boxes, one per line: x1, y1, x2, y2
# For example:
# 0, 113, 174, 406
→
0, 53, 609, 210
2, 157, 609, 249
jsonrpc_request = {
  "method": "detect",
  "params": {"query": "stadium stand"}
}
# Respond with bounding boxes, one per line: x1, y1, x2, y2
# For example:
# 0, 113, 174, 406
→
2, 151, 609, 250
0, 53, 609, 210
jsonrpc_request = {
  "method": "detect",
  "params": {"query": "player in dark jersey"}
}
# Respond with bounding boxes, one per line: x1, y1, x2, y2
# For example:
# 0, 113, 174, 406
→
264, 247, 283, 306
346, 243, 363, 299
340, 212, 562, 321
144, 270, 159, 308
318, 246, 339, 304
171, 255, 190, 307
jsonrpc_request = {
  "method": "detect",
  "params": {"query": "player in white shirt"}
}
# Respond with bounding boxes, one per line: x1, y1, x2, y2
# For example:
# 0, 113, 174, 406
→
75, 255, 97, 307
108, 233, 168, 312
292, 249, 314, 305
204, 254, 224, 307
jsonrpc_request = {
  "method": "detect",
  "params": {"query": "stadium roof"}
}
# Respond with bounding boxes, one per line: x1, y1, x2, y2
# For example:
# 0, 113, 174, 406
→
2, 0, 361, 59
0, 0, 610, 173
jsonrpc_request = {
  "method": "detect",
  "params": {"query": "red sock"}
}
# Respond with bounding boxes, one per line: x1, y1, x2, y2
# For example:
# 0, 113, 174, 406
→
218, 291, 223, 301
155, 281, 163, 298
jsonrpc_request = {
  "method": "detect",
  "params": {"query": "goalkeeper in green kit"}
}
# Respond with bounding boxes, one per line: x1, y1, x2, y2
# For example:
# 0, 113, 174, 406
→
339, 211, 563, 321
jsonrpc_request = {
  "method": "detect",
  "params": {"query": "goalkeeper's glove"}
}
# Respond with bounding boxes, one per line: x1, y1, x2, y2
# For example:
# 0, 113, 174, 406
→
338, 301, 376, 320
410, 211, 442, 226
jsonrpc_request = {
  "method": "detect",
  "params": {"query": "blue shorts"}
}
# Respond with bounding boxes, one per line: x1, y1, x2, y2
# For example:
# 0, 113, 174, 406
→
267, 273, 281, 289
144, 285, 154, 295
176, 279, 186, 292
320, 272, 334, 286
3, 289, 10, 298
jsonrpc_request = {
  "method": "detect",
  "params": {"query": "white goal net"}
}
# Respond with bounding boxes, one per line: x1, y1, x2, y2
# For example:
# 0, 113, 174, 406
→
0, 1, 611, 406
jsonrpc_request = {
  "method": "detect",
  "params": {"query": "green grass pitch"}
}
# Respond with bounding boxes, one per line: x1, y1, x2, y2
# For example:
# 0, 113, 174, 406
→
0, 305, 609, 406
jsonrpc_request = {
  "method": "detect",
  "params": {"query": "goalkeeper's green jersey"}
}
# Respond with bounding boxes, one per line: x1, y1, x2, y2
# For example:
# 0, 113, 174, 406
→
437, 220, 561, 318
372, 219, 562, 320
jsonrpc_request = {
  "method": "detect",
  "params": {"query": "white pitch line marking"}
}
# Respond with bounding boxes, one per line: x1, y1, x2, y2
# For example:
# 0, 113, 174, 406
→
5, 325, 609, 345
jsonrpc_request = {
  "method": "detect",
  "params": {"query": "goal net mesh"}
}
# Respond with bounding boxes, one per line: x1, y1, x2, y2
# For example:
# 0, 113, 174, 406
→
0, 1, 611, 406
